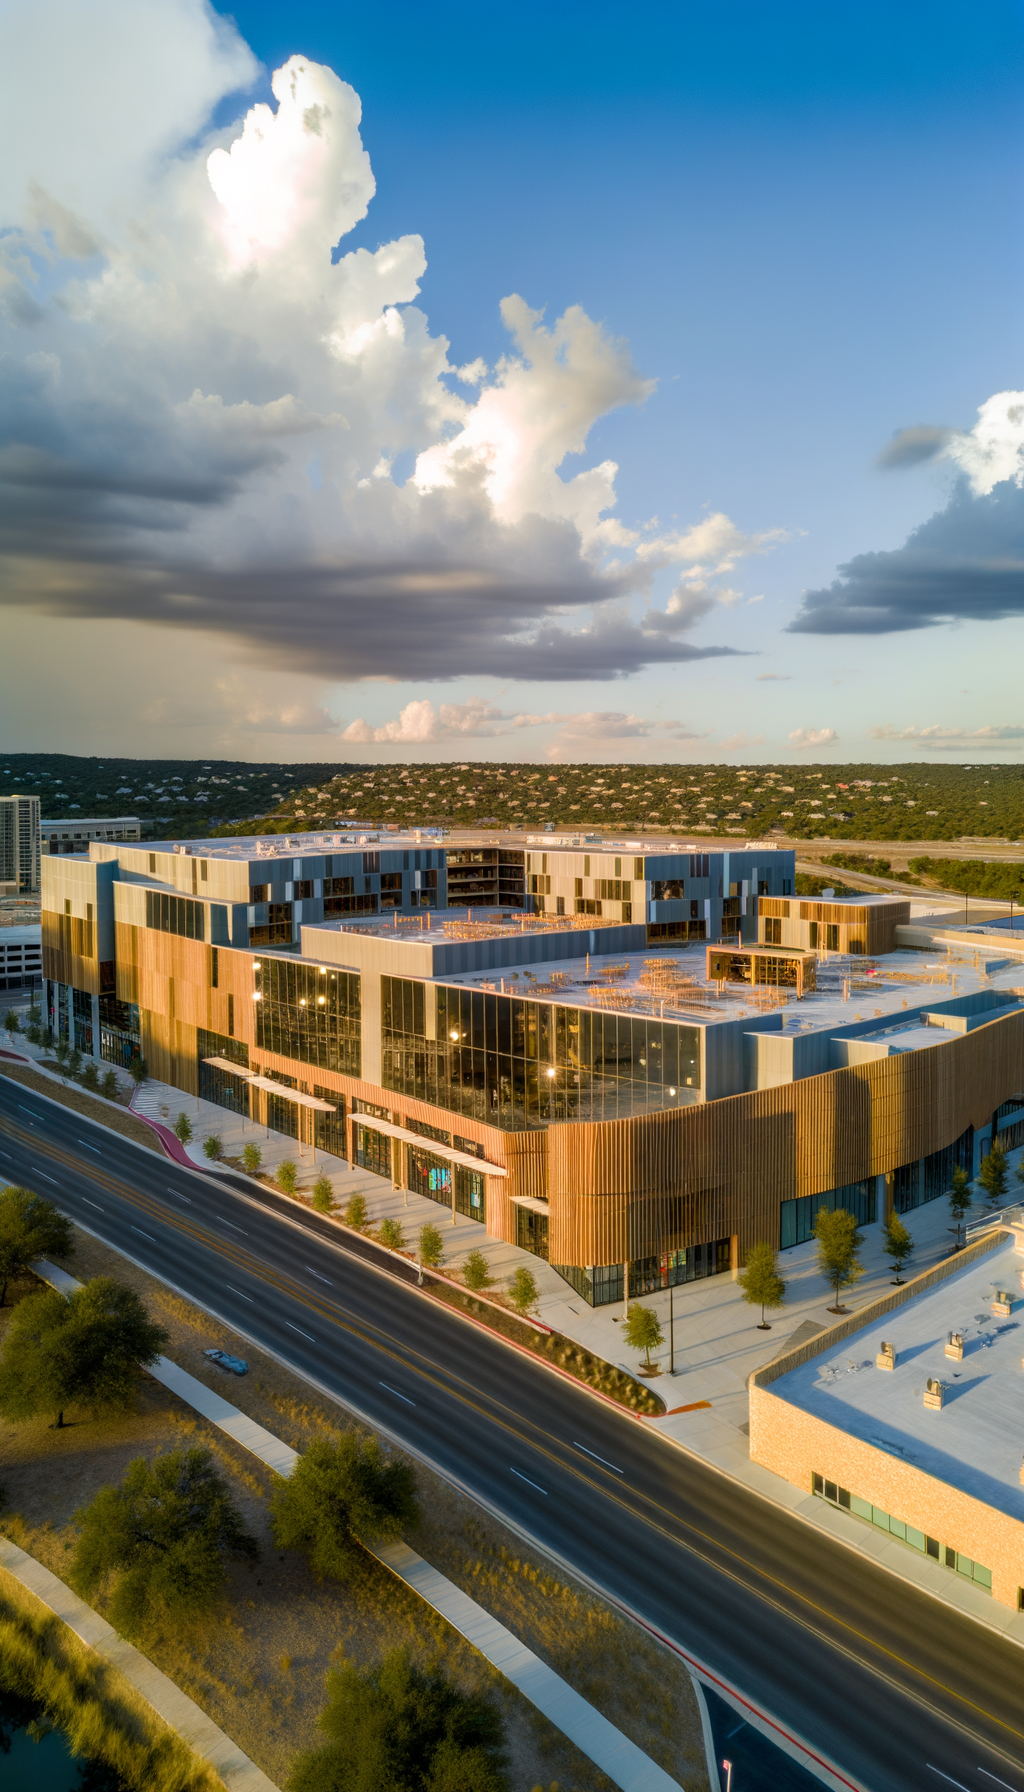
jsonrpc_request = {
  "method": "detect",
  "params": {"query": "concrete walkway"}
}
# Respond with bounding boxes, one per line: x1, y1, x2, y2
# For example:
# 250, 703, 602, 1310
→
0, 1536, 280, 1792
33, 1263, 684, 1792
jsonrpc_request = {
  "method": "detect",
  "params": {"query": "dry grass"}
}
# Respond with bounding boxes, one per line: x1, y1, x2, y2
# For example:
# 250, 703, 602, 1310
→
0, 1059, 161, 1154
0, 1236, 708, 1791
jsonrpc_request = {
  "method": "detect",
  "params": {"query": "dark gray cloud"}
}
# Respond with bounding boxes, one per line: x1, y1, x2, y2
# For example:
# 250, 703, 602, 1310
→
788, 478, 1024, 635
875, 424, 956, 469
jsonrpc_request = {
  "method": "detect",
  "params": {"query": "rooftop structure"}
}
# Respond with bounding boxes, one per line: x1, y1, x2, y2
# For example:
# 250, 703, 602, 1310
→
42, 816, 141, 853
750, 1226, 1024, 1607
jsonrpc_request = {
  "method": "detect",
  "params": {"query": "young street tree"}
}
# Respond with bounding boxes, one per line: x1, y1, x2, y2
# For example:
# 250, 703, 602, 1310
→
289, 1647, 508, 1792
242, 1141, 263, 1175
3, 1008, 19, 1043
343, 1191, 367, 1230
418, 1223, 444, 1270
379, 1217, 404, 1250
0, 1187, 74, 1306
977, 1137, 1008, 1208
312, 1175, 334, 1214
277, 1159, 298, 1195
0, 1276, 167, 1429
71, 1446, 257, 1635
814, 1207, 865, 1313
882, 1213, 914, 1284
127, 1053, 148, 1089
270, 1433, 418, 1583
737, 1242, 787, 1329
507, 1265, 538, 1315
173, 1112, 193, 1146
463, 1248, 493, 1291
623, 1302, 663, 1369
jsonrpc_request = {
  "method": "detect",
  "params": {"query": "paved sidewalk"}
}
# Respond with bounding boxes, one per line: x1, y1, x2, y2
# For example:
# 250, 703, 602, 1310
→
0, 1536, 280, 1792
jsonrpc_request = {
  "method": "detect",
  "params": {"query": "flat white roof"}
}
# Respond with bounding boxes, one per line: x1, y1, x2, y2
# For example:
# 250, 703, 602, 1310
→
770, 1236, 1024, 1517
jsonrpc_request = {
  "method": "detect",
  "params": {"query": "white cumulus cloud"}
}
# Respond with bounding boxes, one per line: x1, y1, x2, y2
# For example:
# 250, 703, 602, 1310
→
789, 727, 838, 749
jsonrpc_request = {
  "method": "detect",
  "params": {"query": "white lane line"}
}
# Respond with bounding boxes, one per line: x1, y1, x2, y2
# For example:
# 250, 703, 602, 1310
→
286, 1322, 315, 1343
131, 1226, 156, 1242
82, 1198, 104, 1212
573, 1441, 624, 1474
510, 1467, 547, 1495
215, 1216, 247, 1233
77, 1140, 100, 1152
18, 1106, 38, 1117
379, 1381, 416, 1406
225, 1286, 253, 1302
0, 1150, 10, 1158
38, 1173, 58, 1184
166, 1187, 191, 1203
305, 1267, 333, 1285
926, 1771, 971, 1790
979, 1773, 1020, 1790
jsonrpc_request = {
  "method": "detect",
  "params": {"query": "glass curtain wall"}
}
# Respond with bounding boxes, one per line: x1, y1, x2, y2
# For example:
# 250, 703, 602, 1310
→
555, 1238, 730, 1307
254, 958, 361, 1075
197, 1028, 250, 1114
381, 977, 700, 1129
99, 995, 140, 1067
893, 1126, 974, 1214
780, 1179, 876, 1249
72, 987, 93, 1055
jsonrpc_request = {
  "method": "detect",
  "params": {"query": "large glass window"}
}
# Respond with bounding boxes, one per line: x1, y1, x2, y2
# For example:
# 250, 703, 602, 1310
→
555, 1238, 730, 1306
312, 1087, 346, 1157
145, 890, 205, 940
381, 981, 701, 1130
72, 986, 93, 1056
780, 1180, 876, 1249
99, 994, 139, 1067
254, 958, 361, 1075
355, 1123, 391, 1178
893, 1126, 974, 1214
197, 1028, 250, 1114
406, 1144, 485, 1222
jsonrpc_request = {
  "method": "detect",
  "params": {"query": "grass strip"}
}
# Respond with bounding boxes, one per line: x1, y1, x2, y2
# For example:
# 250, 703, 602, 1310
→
0, 1060, 162, 1154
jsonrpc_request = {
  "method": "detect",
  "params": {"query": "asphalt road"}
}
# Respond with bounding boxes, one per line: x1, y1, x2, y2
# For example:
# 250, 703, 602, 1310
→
3, 1074, 1024, 1792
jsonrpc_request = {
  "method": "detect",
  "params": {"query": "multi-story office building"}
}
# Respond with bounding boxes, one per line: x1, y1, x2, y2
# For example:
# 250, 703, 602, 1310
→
42, 816, 141, 855
0, 794, 41, 895
41, 839, 1024, 1306
0, 925, 42, 993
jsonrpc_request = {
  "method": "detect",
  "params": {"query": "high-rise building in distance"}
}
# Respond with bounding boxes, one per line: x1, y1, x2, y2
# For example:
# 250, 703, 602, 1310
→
0, 794, 41, 895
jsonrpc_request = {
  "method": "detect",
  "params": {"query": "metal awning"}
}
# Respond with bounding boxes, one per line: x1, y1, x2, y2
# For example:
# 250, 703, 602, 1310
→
202, 1058, 339, 1113
351, 1111, 507, 1178
508, 1195, 550, 1213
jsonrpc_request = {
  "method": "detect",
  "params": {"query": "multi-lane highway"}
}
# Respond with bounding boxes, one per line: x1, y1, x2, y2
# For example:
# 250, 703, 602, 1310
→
2, 1071, 1023, 1792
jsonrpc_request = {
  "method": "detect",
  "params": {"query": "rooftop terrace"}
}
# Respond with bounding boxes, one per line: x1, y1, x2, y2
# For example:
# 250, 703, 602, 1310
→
769, 1233, 1024, 1519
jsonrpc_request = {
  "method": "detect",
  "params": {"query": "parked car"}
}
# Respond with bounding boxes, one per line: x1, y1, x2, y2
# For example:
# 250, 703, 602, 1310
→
204, 1347, 248, 1375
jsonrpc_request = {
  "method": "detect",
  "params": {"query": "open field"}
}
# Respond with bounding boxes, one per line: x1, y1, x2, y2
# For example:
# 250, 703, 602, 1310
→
0, 1233, 709, 1792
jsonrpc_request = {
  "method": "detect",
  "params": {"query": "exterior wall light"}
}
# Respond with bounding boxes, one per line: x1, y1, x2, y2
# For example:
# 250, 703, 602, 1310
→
546, 1067, 556, 1078
299, 998, 307, 1006
669, 1086, 677, 1096
450, 1029, 460, 1041
252, 991, 262, 1000
318, 995, 326, 1005
252, 961, 261, 970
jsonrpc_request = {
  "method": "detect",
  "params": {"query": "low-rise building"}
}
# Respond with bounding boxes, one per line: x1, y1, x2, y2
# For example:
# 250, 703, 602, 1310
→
749, 1224, 1024, 1609
42, 816, 141, 854
0, 924, 42, 993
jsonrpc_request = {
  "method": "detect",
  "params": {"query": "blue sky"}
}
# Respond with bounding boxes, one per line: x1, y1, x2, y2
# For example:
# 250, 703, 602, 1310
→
1, 0, 1022, 762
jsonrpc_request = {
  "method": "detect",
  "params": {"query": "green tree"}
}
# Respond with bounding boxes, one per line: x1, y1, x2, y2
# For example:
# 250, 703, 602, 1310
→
68, 1047, 82, 1079
127, 1052, 148, 1088
288, 1648, 508, 1792
507, 1266, 538, 1315
882, 1212, 914, 1284
737, 1242, 787, 1328
242, 1141, 263, 1175
418, 1224, 444, 1269
463, 1248, 493, 1291
977, 1137, 1009, 1207
270, 1433, 418, 1583
623, 1301, 663, 1368
202, 1135, 223, 1161
3, 1008, 19, 1043
814, 1207, 864, 1313
343, 1191, 367, 1230
0, 1276, 167, 1428
0, 1187, 74, 1306
81, 1060, 99, 1092
277, 1159, 298, 1195
379, 1216, 404, 1250
54, 1037, 70, 1077
100, 1069, 120, 1101
173, 1112, 193, 1146
23, 1004, 41, 1046
71, 1446, 257, 1635
312, 1175, 334, 1214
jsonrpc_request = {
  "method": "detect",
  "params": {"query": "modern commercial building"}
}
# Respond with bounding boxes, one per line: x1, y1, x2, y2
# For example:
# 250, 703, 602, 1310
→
0, 925, 42, 993
42, 816, 142, 854
0, 794, 41, 895
750, 1222, 1024, 1609
41, 835, 1024, 1304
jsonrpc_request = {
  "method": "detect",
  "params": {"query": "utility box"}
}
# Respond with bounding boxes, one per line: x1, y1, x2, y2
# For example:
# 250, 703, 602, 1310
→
992, 1291, 1013, 1317
945, 1331, 964, 1361
876, 1341, 896, 1371
923, 1378, 945, 1410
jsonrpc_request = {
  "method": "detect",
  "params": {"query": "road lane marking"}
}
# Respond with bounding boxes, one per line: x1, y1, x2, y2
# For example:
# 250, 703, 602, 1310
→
510, 1467, 547, 1495
82, 1199, 104, 1212
0, 1150, 10, 1158
215, 1217, 247, 1233
18, 1106, 38, 1117
979, 1774, 1020, 1790
927, 1772, 971, 1790
166, 1188, 192, 1203
573, 1441, 624, 1473
226, 1286, 253, 1302
286, 1322, 315, 1342
379, 1381, 416, 1406
131, 1226, 156, 1242
77, 1140, 100, 1152
38, 1173, 58, 1184
306, 1267, 333, 1284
